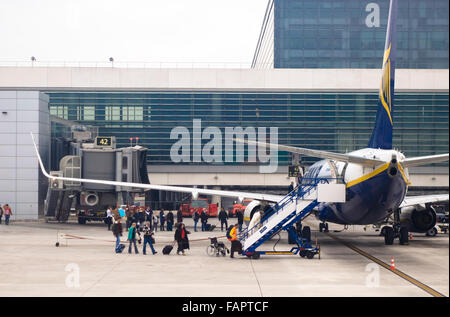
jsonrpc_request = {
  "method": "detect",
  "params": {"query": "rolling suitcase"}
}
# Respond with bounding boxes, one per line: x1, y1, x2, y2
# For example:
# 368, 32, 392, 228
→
162, 242, 175, 255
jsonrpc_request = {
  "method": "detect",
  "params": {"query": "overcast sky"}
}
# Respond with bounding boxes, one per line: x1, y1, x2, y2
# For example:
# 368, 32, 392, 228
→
0, 0, 268, 66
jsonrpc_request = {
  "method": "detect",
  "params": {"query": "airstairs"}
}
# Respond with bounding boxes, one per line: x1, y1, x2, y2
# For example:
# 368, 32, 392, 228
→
238, 178, 345, 259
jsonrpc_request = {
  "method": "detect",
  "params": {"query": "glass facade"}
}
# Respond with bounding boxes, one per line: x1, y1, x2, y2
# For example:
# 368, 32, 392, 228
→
253, 0, 449, 69
47, 91, 449, 167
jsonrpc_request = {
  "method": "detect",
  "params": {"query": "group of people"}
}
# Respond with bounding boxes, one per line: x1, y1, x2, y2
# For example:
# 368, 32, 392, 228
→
191, 209, 211, 232
106, 206, 187, 233
109, 206, 190, 256
0, 204, 12, 225
107, 205, 245, 258
218, 207, 244, 232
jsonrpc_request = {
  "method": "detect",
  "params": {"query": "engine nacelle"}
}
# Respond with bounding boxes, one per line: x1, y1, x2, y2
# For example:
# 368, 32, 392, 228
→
80, 191, 99, 207
400, 204, 437, 233
243, 200, 274, 225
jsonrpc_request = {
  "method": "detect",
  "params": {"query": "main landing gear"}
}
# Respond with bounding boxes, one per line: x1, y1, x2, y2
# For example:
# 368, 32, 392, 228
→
319, 222, 329, 233
381, 209, 409, 245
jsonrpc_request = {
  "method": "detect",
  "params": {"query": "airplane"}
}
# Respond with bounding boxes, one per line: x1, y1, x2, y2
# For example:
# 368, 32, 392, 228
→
31, 0, 448, 246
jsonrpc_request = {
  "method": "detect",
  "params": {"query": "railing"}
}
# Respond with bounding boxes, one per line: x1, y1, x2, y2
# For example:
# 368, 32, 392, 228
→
237, 177, 330, 243
0, 60, 259, 69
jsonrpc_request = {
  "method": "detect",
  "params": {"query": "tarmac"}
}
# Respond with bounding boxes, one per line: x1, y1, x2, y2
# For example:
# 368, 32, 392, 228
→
0, 217, 448, 297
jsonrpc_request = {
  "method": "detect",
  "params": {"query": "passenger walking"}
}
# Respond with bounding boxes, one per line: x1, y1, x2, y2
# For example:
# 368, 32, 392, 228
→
145, 208, 153, 228
288, 181, 294, 194
192, 210, 200, 232
118, 206, 126, 218
127, 222, 140, 254
0, 205, 3, 225
166, 210, 174, 231
112, 218, 123, 253
3, 204, 12, 225
218, 207, 229, 231
176, 209, 183, 224
137, 208, 146, 226
228, 223, 242, 258
200, 210, 208, 232
159, 210, 165, 231
236, 210, 244, 232
106, 206, 113, 231
153, 214, 159, 232
142, 222, 157, 255
174, 223, 190, 255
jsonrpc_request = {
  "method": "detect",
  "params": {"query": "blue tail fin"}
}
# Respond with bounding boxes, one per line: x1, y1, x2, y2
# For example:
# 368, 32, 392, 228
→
368, 0, 397, 150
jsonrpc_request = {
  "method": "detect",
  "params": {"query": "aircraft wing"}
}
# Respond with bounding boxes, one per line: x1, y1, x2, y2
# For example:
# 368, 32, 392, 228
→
399, 194, 449, 208
236, 138, 385, 167
31, 133, 283, 203
400, 154, 449, 168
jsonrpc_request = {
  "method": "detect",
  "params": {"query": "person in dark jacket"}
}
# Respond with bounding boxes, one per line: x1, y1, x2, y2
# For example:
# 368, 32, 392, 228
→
112, 218, 123, 253
159, 210, 165, 231
236, 210, 244, 232
174, 223, 190, 255
0, 205, 3, 225
145, 208, 153, 229
142, 221, 157, 255
192, 211, 200, 232
176, 209, 183, 224
200, 210, 208, 231
127, 222, 140, 254
166, 210, 174, 231
218, 207, 229, 231
288, 181, 294, 194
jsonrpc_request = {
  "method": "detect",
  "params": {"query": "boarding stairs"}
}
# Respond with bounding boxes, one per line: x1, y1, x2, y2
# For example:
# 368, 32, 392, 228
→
238, 178, 343, 257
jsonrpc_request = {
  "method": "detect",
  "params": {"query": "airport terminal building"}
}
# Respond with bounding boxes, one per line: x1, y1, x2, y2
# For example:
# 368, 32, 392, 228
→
0, 0, 448, 219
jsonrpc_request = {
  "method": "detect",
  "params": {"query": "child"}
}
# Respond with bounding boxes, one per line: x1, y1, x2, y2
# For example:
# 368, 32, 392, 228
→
127, 222, 139, 254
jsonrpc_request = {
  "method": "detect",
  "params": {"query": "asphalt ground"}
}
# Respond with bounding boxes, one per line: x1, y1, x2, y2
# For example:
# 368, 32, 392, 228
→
0, 217, 448, 297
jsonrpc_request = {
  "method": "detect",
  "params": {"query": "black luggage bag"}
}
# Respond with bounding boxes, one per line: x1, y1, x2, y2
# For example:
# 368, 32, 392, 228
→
162, 244, 174, 255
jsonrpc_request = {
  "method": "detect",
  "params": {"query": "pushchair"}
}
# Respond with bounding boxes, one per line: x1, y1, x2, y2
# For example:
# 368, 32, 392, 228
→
206, 237, 229, 257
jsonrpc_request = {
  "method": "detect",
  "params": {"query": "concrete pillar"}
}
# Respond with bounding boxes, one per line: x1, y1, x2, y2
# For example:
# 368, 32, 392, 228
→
211, 186, 221, 210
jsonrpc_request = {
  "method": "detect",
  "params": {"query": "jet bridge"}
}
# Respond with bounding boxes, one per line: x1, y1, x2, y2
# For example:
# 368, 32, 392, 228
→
238, 178, 346, 259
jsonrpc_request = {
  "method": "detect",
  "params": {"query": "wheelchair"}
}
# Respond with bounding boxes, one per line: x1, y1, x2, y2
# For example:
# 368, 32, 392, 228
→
206, 237, 229, 257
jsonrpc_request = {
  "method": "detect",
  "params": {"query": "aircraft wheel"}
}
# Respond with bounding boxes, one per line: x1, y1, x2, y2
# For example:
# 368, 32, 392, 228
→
251, 252, 260, 260
324, 223, 329, 233
426, 227, 438, 237
302, 226, 311, 243
399, 227, 409, 245
299, 250, 307, 258
306, 251, 315, 259
384, 226, 394, 245
319, 223, 323, 232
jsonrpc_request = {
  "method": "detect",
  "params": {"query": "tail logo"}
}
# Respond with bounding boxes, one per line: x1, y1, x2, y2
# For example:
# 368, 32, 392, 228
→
380, 44, 393, 125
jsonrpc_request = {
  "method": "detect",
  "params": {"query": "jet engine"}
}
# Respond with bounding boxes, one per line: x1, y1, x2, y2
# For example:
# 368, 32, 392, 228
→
243, 200, 274, 225
400, 204, 437, 233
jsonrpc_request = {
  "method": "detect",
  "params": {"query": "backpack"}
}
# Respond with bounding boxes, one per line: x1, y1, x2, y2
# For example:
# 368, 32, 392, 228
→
226, 225, 234, 240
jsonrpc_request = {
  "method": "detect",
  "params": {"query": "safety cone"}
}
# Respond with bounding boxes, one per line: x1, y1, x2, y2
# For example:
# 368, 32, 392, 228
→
390, 256, 396, 270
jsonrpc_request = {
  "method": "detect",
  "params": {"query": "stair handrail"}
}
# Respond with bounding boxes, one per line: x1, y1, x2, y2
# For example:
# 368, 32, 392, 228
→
238, 177, 334, 242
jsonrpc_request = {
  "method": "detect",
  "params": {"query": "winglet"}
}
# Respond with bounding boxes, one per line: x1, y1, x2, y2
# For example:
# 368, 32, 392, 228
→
30, 132, 51, 178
